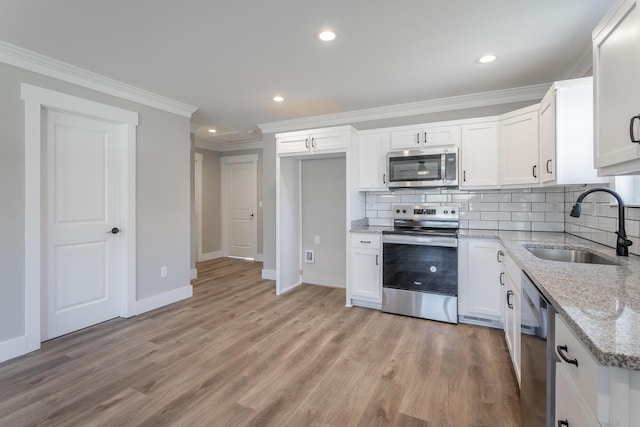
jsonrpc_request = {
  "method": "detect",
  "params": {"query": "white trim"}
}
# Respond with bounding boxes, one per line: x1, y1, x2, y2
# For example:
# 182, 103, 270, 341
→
194, 152, 204, 262
221, 154, 259, 259
564, 43, 594, 79
258, 83, 550, 134
200, 251, 222, 261
262, 269, 276, 280
0, 336, 29, 364
134, 285, 193, 315
254, 253, 264, 262
2, 41, 196, 118
190, 269, 198, 280
278, 282, 302, 295
20, 84, 138, 360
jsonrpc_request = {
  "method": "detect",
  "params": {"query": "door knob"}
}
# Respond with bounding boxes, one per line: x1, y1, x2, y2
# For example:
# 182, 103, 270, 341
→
107, 227, 120, 234
250, 213, 254, 218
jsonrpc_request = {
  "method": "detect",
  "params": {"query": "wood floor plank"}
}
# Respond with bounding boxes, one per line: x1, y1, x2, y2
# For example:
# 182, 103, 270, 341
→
0, 258, 522, 426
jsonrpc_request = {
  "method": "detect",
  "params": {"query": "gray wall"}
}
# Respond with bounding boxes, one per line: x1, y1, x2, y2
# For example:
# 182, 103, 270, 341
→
301, 157, 347, 287
0, 62, 191, 342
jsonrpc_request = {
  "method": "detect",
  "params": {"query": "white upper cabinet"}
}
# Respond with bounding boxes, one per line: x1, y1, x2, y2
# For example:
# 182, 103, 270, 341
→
460, 120, 499, 189
358, 132, 389, 191
389, 123, 460, 150
539, 77, 608, 186
499, 104, 540, 187
593, 0, 640, 175
276, 126, 351, 156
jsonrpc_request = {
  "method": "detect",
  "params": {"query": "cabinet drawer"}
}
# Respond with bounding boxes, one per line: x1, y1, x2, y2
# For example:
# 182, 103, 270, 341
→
555, 314, 606, 421
351, 233, 381, 248
504, 252, 521, 293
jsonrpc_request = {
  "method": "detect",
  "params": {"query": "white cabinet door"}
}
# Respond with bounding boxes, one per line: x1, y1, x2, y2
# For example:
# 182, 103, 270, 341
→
556, 364, 602, 427
311, 131, 347, 153
538, 86, 556, 184
459, 239, 501, 321
594, 0, 640, 172
277, 133, 310, 154
499, 106, 539, 186
350, 234, 382, 303
504, 272, 521, 386
358, 133, 389, 191
460, 121, 498, 189
389, 124, 460, 150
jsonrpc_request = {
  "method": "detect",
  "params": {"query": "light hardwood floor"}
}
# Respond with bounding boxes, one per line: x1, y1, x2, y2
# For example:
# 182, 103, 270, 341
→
0, 258, 521, 426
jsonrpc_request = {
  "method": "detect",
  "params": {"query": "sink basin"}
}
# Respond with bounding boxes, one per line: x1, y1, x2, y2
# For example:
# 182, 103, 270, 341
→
525, 247, 619, 265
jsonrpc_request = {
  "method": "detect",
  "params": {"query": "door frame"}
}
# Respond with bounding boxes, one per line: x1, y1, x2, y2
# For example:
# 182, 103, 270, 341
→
194, 152, 204, 261
21, 84, 138, 352
221, 154, 258, 259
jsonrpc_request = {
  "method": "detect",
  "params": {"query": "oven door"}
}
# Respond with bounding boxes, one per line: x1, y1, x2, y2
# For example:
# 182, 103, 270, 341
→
382, 235, 457, 296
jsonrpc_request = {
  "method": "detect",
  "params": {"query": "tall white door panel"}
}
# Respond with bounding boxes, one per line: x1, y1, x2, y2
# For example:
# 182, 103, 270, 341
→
45, 110, 121, 340
223, 155, 257, 259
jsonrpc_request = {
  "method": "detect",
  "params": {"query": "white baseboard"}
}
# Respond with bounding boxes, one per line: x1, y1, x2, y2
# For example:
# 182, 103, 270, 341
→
0, 335, 38, 364
254, 253, 264, 262
199, 251, 222, 262
190, 268, 198, 280
351, 299, 382, 310
261, 269, 276, 280
135, 285, 193, 315
277, 282, 301, 295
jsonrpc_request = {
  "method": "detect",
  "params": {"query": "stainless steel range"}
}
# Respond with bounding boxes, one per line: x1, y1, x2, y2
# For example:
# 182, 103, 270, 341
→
381, 204, 459, 323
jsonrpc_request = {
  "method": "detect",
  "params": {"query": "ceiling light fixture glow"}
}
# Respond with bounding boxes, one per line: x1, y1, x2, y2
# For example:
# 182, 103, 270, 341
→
477, 54, 498, 64
273, 95, 284, 102
208, 129, 217, 133
318, 30, 336, 42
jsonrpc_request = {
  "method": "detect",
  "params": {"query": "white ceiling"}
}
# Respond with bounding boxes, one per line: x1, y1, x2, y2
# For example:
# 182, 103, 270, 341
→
0, 0, 613, 144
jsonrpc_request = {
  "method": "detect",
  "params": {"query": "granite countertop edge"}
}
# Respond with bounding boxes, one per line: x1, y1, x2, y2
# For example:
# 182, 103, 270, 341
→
350, 226, 640, 371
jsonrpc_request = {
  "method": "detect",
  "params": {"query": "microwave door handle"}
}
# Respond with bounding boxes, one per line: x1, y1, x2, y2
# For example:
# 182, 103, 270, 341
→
440, 153, 446, 181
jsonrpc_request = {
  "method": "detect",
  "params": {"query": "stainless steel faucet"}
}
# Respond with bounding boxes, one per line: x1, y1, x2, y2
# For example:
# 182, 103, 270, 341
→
569, 187, 633, 256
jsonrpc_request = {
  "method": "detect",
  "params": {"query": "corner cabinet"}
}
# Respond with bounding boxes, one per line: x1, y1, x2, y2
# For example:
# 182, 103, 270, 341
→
357, 132, 389, 191
460, 121, 499, 189
539, 77, 608, 186
499, 105, 540, 187
593, 0, 640, 175
458, 239, 502, 325
348, 233, 382, 307
276, 127, 349, 156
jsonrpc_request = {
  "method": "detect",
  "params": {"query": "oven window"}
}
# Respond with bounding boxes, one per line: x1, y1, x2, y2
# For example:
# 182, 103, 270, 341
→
383, 243, 457, 296
389, 155, 441, 182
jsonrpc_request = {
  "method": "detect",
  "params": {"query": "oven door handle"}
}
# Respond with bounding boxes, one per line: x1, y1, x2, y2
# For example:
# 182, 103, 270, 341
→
382, 234, 457, 247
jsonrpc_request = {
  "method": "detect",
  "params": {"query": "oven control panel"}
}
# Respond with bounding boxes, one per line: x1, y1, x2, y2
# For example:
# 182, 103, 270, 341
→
392, 204, 459, 220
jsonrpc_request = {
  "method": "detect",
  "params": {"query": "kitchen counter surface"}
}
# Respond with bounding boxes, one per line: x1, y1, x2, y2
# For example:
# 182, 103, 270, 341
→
465, 230, 640, 370
353, 226, 640, 370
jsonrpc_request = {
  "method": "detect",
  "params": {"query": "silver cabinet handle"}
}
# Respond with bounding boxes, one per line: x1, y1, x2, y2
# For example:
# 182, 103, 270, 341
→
507, 290, 514, 309
311, 137, 316, 148
497, 250, 504, 262
424, 131, 427, 144
305, 138, 309, 149
499, 272, 505, 286
383, 173, 386, 184
376, 254, 379, 266
546, 159, 552, 174
416, 133, 420, 144
360, 240, 371, 244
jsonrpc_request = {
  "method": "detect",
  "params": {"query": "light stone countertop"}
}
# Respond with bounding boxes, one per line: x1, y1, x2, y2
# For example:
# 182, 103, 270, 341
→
351, 226, 640, 370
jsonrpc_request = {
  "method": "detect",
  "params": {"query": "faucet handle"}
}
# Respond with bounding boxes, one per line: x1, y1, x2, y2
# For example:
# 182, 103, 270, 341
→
616, 231, 633, 247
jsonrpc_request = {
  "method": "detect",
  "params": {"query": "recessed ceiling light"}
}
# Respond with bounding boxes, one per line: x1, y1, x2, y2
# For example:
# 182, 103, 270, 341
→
477, 54, 498, 64
273, 96, 284, 102
208, 129, 217, 133
318, 30, 336, 42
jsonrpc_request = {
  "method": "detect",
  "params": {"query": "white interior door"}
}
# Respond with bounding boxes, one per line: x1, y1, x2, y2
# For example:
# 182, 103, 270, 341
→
222, 155, 257, 259
44, 110, 121, 340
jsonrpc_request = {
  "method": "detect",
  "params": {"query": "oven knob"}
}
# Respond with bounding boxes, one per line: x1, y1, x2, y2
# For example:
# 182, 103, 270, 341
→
396, 209, 400, 213
444, 210, 448, 214
402, 209, 407, 214
451, 210, 456, 214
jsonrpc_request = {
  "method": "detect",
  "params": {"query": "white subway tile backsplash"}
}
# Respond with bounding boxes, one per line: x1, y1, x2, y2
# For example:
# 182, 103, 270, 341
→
400, 194, 423, 203
369, 218, 392, 227
460, 211, 481, 220
366, 210, 378, 218
469, 220, 499, 230
481, 211, 512, 221
545, 212, 565, 222
512, 212, 545, 222
499, 221, 531, 231
545, 193, 565, 202
469, 202, 499, 212
480, 193, 511, 203
598, 216, 617, 233
532, 222, 564, 232
627, 220, 640, 238
512, 193, 546, 203
499, 202, 530, 212
532, 202, 564, 213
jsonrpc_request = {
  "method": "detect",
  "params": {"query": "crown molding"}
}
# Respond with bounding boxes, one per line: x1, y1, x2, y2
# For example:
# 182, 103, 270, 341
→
0, 41, 197, 118
258, 83, 550, 134
564, 43, 593, 79
195, 138, 264, 152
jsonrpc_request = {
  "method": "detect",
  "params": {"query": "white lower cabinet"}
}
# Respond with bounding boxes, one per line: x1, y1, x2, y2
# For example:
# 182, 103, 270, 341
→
458, 239, 502, 324
556, 363, 601, 427
349, 233, 382, 306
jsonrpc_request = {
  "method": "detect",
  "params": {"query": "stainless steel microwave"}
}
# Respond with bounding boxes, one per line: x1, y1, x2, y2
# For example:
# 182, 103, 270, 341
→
387, 147, 458, 188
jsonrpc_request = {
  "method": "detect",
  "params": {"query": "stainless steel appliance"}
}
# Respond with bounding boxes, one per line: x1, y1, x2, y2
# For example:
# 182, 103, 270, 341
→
382, 204, 459, 323
521, 271, 556, 427
387, 147, 458, 189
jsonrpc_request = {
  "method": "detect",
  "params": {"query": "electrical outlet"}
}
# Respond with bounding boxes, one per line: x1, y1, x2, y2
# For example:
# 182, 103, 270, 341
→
314, 235, 320, 244
161, 266, 168, 278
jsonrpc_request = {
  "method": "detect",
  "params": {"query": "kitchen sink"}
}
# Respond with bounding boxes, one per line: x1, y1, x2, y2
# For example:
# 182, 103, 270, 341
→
525, 246, 619, 265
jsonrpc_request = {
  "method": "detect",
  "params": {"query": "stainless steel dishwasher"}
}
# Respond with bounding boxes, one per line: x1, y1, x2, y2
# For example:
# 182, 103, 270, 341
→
520, 271, 556, 427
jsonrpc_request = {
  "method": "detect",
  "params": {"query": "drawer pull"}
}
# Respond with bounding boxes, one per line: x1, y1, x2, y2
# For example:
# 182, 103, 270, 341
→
360, 240, 371, 244
630, 114, 640, 143
497, 250, 504, 262
507, 290, 514, 309
376, 254, 379, 266
557, 421, 569, 427
557, 345, 579, 367
499, 272, 505, 286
